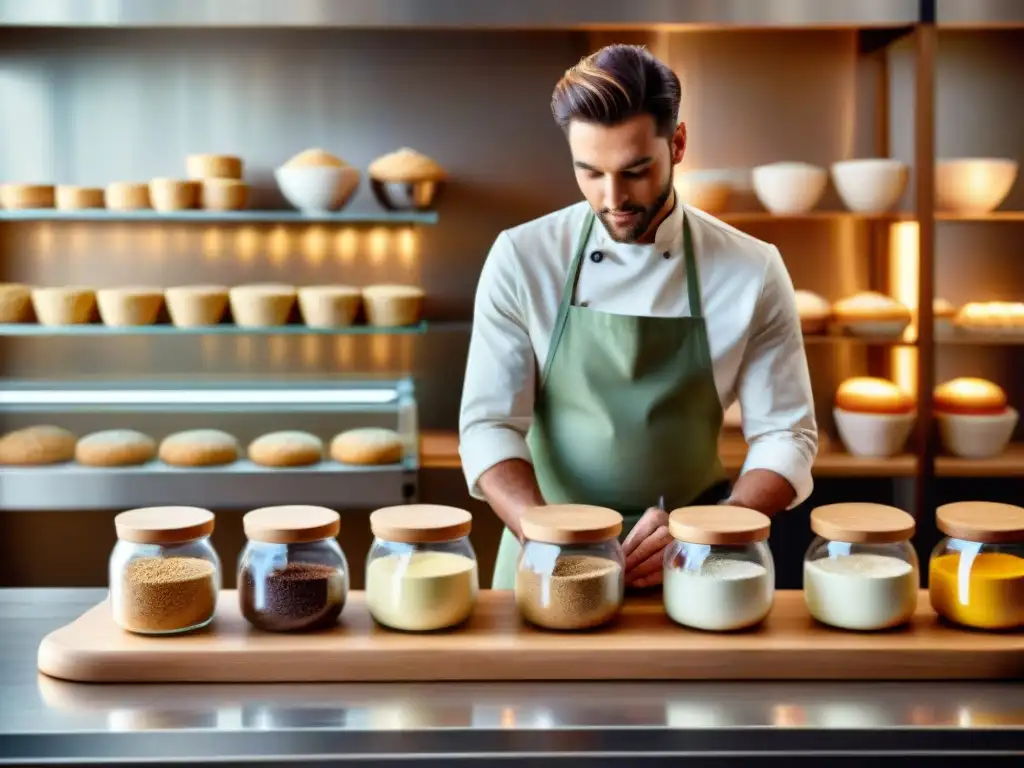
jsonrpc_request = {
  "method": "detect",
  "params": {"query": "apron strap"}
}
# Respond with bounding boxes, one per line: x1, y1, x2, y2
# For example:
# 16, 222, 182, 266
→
682, 212, 704, 320
542, 209, 596, 380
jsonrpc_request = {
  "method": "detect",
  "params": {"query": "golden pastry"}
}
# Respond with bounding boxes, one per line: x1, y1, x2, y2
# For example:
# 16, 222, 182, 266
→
835, 377, 915, 415
794, 290, 831, 335
330, 428, 404, 465
362, 284, 424, 327
369, 148, 446, 183
0, 426, 77, 465
955, 301, 1024, 334
228, 284, 297, 327
934, 378, 1008, 416
282, 148, 348, 168
832, 291, 911, 337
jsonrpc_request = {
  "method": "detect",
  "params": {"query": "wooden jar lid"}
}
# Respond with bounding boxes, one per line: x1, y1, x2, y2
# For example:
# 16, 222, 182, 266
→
115, 506, 214, 545
810, 503, 915, 544
243, 505, 340, 544
668, 505, 770, 546
520, 504, 622, 545
370, 504, 472, 543
936, 501, 1024, 544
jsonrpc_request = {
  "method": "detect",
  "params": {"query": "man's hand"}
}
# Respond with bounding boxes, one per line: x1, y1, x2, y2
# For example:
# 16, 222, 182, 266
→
621, 506, 672, 588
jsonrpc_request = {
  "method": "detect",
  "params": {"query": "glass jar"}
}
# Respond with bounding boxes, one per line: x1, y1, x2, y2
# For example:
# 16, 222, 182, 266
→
929, 501, 1024, 630
366, 504, 478, 631
663, 505, 774, 631
515, 504, 625, 631
109, 506, 221, 635
803, 502, 919, 631
238, 505, 348, 632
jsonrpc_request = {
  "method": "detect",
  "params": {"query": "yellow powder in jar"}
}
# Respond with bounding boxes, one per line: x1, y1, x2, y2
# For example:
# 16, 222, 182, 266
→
929, 552, 1024, 630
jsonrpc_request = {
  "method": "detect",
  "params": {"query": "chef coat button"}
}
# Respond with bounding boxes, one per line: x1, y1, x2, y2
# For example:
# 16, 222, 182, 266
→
580, 301, 590, 308
589, 250, 604, 263
662, 250, 672, 259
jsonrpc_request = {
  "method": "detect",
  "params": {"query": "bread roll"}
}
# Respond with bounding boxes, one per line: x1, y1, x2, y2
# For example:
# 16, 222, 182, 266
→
159, 429, 240, 467
165, 285, 229, 327
282, 148, 347, 168
199, 179, 248, 211
229, 284, 296, 328
76, 429, 157, 467
934, 378, 1008, 416
794, 290, 831, 335
1, 184, 55, 209
186, 154, 243, 180
105, 182, 151, 211
368, 148, 447, 182
0, 426, 76, 465
96, 287, 164, 327
330, 428, 404, 465
0, 283, 33, 323
248, 431, 323, 467
31, 287, 96, 325
835, 377, 915, 415
148, 178, 200, 212
55, 186, 105, 210
297, 285, 362, 328
362, 284, 424, 327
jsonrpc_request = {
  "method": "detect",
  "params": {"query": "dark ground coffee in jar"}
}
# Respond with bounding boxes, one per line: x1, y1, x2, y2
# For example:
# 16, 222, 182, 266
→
238, 505, 349, 632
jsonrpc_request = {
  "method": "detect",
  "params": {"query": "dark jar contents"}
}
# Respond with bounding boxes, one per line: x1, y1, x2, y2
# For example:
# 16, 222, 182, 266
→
239, 561, 345, 632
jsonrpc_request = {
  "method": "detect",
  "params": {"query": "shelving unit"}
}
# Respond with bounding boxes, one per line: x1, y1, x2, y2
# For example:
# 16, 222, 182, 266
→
0, 322, 428, 337
0, 209, 438, 225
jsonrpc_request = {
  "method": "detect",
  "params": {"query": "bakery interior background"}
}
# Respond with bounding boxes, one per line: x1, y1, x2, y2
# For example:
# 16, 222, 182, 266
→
0, 17, 1021, 590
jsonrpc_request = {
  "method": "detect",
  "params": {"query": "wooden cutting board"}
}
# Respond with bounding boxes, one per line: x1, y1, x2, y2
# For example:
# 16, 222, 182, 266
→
37, 590, 1024, 683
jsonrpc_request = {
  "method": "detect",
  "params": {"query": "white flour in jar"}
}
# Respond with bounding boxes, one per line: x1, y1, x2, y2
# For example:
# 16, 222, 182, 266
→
664, 558, 773, 631
804, 553, 917, 630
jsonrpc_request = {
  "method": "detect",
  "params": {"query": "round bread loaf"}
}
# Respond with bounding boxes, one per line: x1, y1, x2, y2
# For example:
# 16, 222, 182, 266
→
835, 377, 915, 415
934, 377, 1008, 416
248, 431, 324, 467
0, 425, 77, 466
330, 428, 404, 465
76, 429, 157, 467
159, 429, 240, 467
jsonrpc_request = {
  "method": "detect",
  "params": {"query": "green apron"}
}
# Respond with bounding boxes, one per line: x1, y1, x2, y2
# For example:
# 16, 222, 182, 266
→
491, 208, 727, 589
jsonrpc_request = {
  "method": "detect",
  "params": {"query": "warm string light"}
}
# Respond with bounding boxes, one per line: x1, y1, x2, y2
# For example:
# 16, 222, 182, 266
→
889, 222, 919, 397
267, 226, 290, 268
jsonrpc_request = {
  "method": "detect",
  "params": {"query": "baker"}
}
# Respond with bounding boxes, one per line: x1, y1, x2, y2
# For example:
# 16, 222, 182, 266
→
459, 44, 818, 590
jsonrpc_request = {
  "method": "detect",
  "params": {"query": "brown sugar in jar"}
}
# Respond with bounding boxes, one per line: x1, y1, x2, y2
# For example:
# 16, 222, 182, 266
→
238, 505, 349, 632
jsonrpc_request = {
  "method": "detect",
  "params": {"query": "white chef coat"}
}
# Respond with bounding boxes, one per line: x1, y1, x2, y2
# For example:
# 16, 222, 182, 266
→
458, 199, 818, 508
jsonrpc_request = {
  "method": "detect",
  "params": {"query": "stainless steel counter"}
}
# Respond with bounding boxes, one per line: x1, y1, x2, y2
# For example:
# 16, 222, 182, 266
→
2, 589, 1024, 766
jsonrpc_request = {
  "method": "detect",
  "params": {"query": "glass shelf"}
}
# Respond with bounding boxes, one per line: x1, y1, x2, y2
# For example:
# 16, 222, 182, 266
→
0, 209, 438, 225
0, 321, 427, 336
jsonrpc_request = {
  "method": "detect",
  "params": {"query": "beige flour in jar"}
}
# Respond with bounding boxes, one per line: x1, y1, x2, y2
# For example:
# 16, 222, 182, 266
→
664, 558, 772, 631
516, 555, 623, 630
804, 553, 917, 630
117, 556, 217, 634
366, 551, 477, 631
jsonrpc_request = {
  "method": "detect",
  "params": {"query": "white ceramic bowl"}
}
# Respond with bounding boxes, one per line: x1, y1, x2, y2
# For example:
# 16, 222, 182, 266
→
830, 159, 908, 213
935, 158, 1018, 214
673, 169, 732, 213
833, 408, 916, 458
836, 318, 911, 338
752, 162, 828, 214
937, 408, 1018, 459
274, 165, 361, 213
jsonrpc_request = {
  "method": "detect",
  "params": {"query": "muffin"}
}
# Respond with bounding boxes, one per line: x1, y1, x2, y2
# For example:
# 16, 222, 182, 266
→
199, 179, 248, 211
794, 290, 831, 335
832, 291, 912, 338
96, 287, 165, 327
186, 154, 243, 180
833, 377, 916, 459
55, 186, 105, 210
165, 285, 229, 327
934, 378, 1018, 460
228, 284, 297, 327
148, 178, 200, 212
105, 182, 151, 211
297, 285, 362, 328
362, 284, 424, 327
1, 184, 55, 209
31, 287, 97, 325
0, 283, 33, 323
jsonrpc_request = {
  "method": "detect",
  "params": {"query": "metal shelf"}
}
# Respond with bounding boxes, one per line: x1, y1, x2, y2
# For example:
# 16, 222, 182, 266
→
0, 460, 417, 511
0, 321, 428, 337
0, 209, 437, 225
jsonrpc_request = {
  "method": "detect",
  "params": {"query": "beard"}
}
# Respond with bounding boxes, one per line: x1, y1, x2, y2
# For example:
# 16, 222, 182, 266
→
598, 174, 674, 244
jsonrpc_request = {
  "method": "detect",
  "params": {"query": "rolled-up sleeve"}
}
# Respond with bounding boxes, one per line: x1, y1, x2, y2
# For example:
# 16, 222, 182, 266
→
736, 246, 818, 508
458, 232, 536, 499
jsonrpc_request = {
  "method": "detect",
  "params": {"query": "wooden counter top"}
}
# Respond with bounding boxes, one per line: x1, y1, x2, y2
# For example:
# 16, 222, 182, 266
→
421, 431, 918, 477
38, 590, 1024, 683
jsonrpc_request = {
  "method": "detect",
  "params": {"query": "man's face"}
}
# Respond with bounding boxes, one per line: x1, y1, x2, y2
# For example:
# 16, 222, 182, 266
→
568, 114, 686, 244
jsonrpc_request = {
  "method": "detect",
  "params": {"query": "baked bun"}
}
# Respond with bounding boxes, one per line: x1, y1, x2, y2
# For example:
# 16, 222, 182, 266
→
956, 301, 1024, 331
282, 148, 347, 168
368, 148, 446, 183
934, 378, 1008, 416
361, 284, 424, 327
833, 291, 911, 322
0, 426, 77, 465
835, 377, 915, 415
933, 298, 957, 320
76, 429, 157, 467
330, 428, 404, 465
794, 290, 831, 334
248, 431, 323, 467
159, 429, 240, 467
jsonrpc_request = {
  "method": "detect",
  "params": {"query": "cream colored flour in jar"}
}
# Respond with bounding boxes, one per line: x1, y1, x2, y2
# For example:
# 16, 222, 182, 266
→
804, 553, 917, 630
366, 550, 477, 631
664, 558, 772, 631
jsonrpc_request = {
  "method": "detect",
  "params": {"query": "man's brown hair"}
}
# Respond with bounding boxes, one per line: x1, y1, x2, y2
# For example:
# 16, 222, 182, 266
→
551, 44, 681, 138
